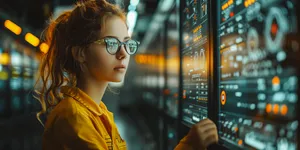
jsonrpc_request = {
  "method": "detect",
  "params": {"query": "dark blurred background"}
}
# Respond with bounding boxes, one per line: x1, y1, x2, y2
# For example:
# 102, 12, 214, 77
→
0, 0, 176, 150
1, 0, 300, 150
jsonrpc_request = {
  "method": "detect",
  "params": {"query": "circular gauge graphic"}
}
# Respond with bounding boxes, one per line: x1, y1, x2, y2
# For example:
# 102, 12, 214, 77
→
194, 51, 199, 70
247, 28, 260, 61
199, 49, 205, 70
264, 7, 289, 53
194, 49, 206, 71
220, 90, 227, 105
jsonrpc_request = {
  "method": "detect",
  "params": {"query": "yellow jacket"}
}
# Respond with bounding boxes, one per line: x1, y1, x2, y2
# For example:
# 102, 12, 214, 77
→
42, 86, 193, 150
43, 86, 126, 150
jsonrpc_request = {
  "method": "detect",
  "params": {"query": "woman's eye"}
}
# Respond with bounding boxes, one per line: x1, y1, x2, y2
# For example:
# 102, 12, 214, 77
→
108, 41, 115, 45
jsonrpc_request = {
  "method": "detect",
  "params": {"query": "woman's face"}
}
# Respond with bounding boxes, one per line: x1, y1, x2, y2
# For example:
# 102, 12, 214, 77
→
84, 16, 130, 82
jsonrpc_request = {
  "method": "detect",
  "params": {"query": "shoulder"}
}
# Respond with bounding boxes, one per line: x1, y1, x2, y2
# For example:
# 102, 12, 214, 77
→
44, 96, 89, 129
52, 96, 79, 117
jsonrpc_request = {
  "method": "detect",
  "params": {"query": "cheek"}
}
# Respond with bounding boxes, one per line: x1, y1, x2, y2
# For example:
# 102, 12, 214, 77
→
125, 56, 130, 65
86, 48, 113, 70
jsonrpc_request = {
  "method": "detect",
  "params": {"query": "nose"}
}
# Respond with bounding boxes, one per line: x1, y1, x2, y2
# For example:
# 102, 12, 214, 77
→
116, 44, 127, 60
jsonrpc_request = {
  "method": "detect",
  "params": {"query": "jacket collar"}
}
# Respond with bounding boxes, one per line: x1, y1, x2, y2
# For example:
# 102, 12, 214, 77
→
60, 86, 107, 116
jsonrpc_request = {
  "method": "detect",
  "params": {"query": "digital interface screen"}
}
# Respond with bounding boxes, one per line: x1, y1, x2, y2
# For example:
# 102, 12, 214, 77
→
181, 0, 209, 125
165, 7, 180, 118
218, 0, 299, 149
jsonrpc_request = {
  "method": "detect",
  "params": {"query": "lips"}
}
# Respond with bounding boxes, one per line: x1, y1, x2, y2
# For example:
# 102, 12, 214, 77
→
114, 64, 126, 70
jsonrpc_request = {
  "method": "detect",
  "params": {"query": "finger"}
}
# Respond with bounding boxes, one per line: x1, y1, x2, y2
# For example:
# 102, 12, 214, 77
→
196, 119, 214, 126
203, 127, 218, 140
195, 122, 217, 134
197, 126, 217, 140
196, 119, 215, 127
203, 126, 218, 135
204, 134, 219, 147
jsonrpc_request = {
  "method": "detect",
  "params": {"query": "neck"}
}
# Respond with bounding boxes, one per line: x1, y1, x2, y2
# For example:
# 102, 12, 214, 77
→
76, 76, 108, 105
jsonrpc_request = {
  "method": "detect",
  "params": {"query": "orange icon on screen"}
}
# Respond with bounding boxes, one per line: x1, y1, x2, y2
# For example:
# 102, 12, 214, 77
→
183, 90, 186, 99
272, 76, 280, 85
271, 23, 278, 35
234, 127, 239, 132
266, 103, 272, 113
174, 93, 178, 98
163, 89, 170, 95
280, 104, 288, 116
273, 104, 279, 114
220, 91, 227, 105
238, 139, 243, 146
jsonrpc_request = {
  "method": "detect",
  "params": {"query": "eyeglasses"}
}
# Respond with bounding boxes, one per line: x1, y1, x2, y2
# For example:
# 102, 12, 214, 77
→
93, 36, 140, 55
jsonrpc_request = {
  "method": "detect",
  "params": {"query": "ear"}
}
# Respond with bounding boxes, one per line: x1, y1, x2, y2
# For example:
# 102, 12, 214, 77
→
71, 46, 86, 63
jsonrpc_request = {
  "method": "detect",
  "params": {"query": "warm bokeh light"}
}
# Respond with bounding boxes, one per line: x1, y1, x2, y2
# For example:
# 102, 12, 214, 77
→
135, 54, 164, 67
0, 71, 9, 80
0, 53, 10, 65
222, 0, 234, 10
40, 43, 49, 53
244, 1, 249, 8
4, 20, 22, 35
244, 0, 256, 8
25, 33, 40, 47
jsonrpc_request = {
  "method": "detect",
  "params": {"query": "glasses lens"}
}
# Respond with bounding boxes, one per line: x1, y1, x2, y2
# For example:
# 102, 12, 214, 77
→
105, 38, 119, 54
126, 40, 138, 55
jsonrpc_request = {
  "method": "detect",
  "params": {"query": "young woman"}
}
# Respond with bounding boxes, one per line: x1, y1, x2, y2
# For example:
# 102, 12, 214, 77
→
36, 0, 218, 149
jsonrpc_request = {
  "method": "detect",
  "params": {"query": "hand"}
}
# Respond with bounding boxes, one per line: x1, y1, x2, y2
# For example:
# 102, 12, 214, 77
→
186, 119, 218, 150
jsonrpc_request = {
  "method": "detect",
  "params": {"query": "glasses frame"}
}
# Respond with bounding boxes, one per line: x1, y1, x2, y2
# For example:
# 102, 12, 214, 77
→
93, 36, 140, 55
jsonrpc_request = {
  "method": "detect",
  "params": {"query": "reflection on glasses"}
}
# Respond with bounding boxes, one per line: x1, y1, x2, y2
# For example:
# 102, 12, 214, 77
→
94, 36, 140, 55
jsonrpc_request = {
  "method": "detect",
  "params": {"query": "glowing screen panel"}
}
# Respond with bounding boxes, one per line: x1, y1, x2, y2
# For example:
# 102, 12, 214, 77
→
218, 0, 299, 149
181, 0, 209, 125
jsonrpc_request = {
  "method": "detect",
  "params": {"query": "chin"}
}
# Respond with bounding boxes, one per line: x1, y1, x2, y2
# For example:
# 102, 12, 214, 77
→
110, 79, 122, 82
106, 72, 126, 82
109, 76, 124, 82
